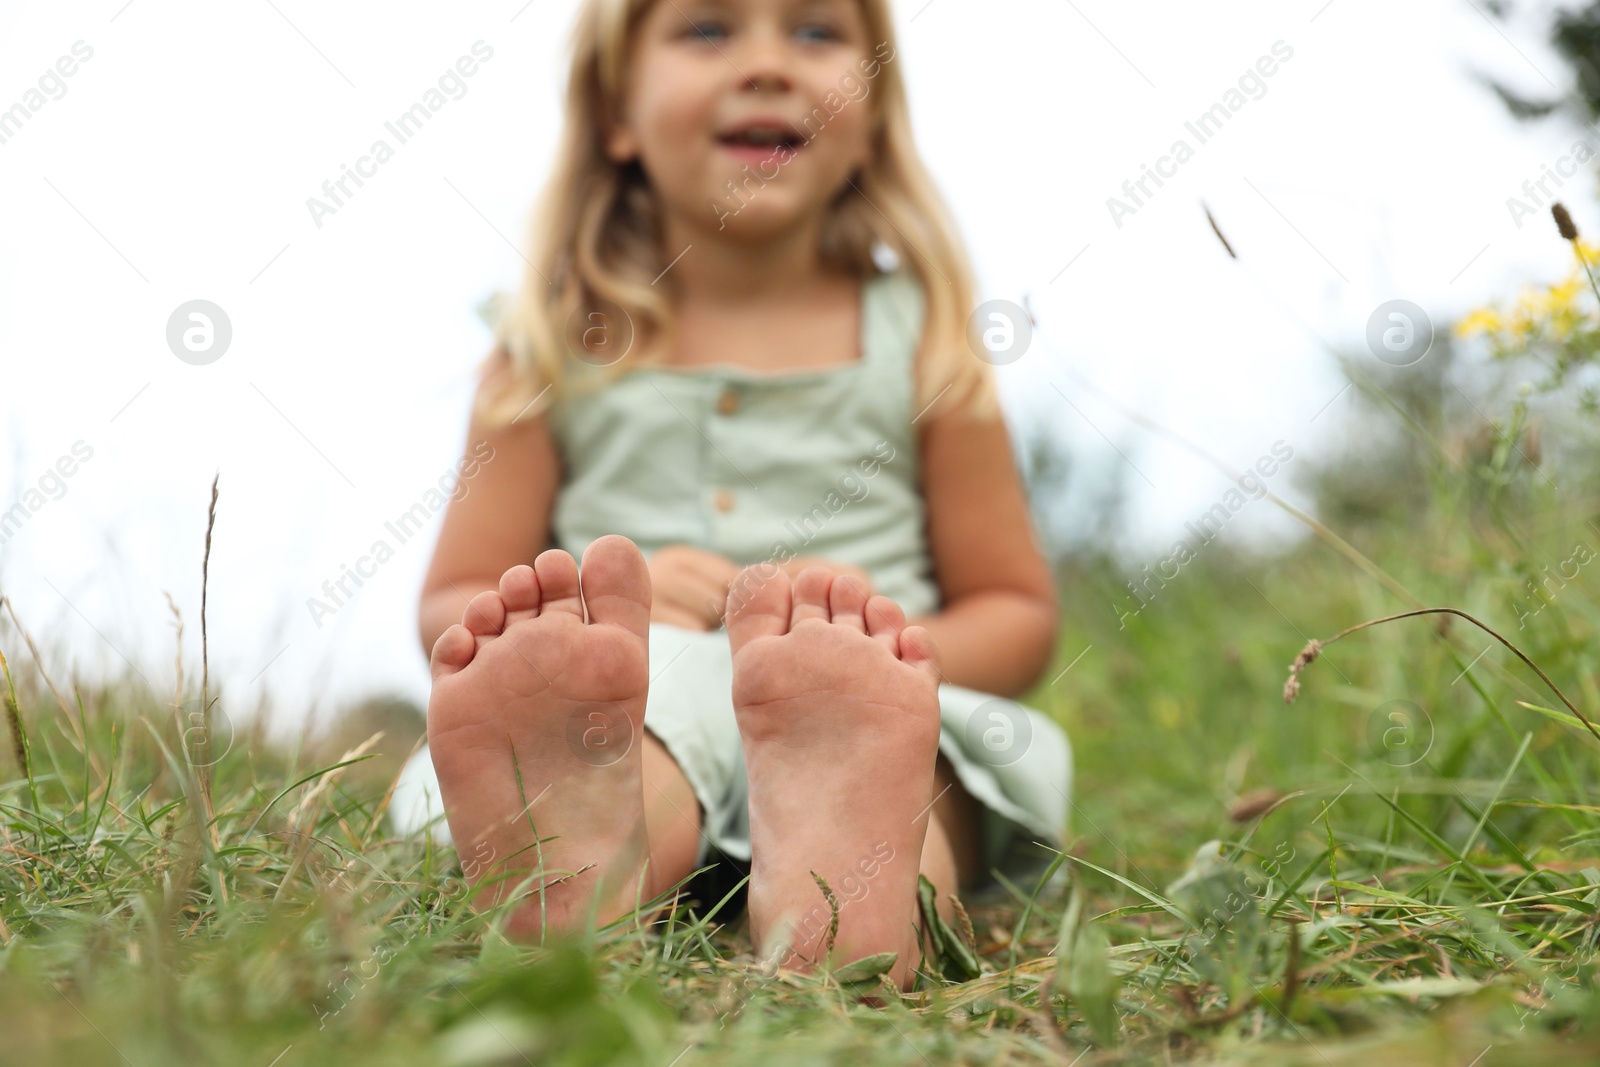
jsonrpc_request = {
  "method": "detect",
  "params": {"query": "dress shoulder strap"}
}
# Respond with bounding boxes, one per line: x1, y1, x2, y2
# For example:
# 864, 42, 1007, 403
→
862, 267, 927, 373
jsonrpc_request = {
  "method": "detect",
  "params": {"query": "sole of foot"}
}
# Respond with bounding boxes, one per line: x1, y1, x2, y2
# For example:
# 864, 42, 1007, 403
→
426, 534, 654, 939
726, 564, 943, 990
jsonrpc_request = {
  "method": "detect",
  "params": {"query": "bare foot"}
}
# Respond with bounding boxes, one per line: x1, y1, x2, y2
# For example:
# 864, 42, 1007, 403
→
727, 565, 943, 989
427, 535, 653, 938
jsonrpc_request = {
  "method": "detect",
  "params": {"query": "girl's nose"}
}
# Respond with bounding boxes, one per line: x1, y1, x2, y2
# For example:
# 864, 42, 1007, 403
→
733, 28, 795, 92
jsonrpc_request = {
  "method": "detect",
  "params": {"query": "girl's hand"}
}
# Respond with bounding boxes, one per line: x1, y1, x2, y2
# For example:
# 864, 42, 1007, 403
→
647, 545, 742, 631
779, 556, 875, 598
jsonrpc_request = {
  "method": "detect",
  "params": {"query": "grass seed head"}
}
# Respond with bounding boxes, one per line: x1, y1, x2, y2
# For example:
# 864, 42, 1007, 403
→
1282, 639, 1322, 703
1553, 202, 1579, 241
1227, 787, 1285, 823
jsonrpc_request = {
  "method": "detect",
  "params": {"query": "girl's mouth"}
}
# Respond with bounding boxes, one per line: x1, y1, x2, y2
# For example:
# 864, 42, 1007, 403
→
716, 130, 803, 168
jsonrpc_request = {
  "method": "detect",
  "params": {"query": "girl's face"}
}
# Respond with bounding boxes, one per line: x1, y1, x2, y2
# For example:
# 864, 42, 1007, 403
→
607, 0, 877, 242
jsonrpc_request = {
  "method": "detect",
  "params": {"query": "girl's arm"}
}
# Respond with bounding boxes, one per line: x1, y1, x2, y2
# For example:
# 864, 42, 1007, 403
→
907, 406, 1059, 698
418, 351, 560, 656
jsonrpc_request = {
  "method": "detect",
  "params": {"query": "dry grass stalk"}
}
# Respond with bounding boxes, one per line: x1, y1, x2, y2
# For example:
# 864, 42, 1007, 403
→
3, 596, 73, 720
1552, 201, 1600, 312
1203, 201, 1237, 259
1227, 787, 1287, 824
0, 645, 29, 783
199, 474, 219, 827
809, 870, 840, 963
1282, 607, 1600, 745
163, 590, 185, 717
949, 893, 978, 953
1552, 202, 1579, 241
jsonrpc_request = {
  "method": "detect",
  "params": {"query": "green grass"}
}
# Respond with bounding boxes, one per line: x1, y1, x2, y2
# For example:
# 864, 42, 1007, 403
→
2, 360, 1599, 1065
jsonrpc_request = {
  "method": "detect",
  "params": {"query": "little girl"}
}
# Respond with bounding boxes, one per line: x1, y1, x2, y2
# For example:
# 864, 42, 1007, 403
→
392, 0, 1071, 990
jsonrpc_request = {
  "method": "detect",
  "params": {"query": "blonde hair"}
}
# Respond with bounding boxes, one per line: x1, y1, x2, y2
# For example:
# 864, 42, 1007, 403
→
476, 0, 999, 427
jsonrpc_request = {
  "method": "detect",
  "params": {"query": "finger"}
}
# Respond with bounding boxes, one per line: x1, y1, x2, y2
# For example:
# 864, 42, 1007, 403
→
653, 602, 712, 631
669, 544, 742, 576
657, 587, 725, 630
681, 564, 740, 606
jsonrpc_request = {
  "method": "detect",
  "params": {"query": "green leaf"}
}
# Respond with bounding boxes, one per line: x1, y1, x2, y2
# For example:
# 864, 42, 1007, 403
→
1516, 700, 1595, 735
1053, 886, 1084, 987
916, 874, 980, 981
917, 874, 946, 960
833, 952, 898, 984
1067, 923, 1120, 1047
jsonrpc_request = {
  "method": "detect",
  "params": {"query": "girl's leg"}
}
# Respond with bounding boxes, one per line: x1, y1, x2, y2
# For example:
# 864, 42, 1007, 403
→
640, 730, 705, 895
926, 754, 984, 888
919, 756, 985, 933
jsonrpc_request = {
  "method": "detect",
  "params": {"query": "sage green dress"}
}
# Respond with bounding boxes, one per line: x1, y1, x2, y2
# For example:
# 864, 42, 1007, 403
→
393, 266, 1072, 882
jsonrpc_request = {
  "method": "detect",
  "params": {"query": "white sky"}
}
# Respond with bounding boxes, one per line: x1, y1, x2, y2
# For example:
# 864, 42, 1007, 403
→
0, 0, 1592, 731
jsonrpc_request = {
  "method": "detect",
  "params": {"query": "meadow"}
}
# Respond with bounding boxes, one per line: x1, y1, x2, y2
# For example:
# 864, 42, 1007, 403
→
3, 240, 1599, 1066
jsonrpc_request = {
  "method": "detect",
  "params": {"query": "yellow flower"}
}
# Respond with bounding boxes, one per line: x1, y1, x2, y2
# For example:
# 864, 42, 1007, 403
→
1455, 307, 1503, 338
1454, 262, 1595, 349
1540, 275, 1582, 313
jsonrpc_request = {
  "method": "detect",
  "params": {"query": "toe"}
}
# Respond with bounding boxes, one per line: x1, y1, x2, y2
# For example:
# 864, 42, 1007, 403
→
463, 590, 506, 637
790, 566, 833, 629
828, 573, 870, 633
534, 548, 584, 618
499, 564, 541, 620
579, 535, 651, 639
898, 624, 943, 682
430, 623, 477, 679
726, 561, 791, 657
864, 595, 906, 656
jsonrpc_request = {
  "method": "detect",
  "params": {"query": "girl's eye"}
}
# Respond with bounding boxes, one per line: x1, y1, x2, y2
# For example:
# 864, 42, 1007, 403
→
681, 20, 841, 45
686, 21, 726, 42
795, 23, 839, 43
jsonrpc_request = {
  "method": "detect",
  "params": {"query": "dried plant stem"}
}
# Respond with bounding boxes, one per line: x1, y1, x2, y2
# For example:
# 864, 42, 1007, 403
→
1203, 201, 1237, 259
163, 590, 185, 717
0, 644, 37, 810
1551, 203, 1600, 314
810, 870, 840, 964
199, 474, 219, 829
949, 892, 977, 952
1572, 239, 1600, 319
1281, 918, 1303, 1017
3, 597, 74, 721
1283, 607, 1600, 745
